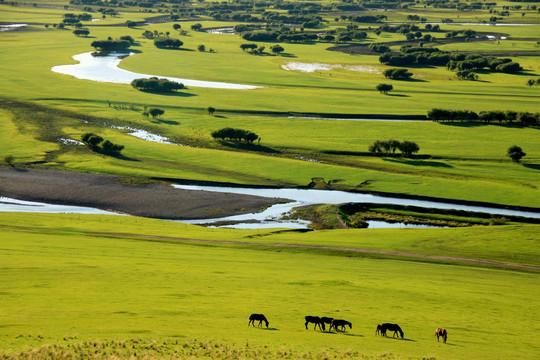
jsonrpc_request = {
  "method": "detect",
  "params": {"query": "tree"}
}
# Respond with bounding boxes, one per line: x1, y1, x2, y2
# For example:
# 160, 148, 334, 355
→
507, 145, 526, 163
173, 23, 181, 31
101, 140, 124, 156
207, 107, 215, 115
376, 83, 393, 94
191, 23, 202, 31
154, 37, 183, 49
4, 155, 15, 168
270, 44, 284, 55
81, 133, 104, 149
198, 44, 206, 52
73, 28, 90, 37
383, 68, 413, 80
398, 141, 420, 157
148, 108, 165, 119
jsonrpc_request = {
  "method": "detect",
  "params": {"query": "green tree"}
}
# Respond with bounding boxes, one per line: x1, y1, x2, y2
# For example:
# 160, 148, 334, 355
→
81, 133, 104, 149
398, 141, 420, 157
198, 44, 206, 52
507, 145, 526, 163
207, 107, 216, 115
270, 44, 284, 55
4, 155, 15, 168
148, 108, 165, 119
376, 83, 393, 94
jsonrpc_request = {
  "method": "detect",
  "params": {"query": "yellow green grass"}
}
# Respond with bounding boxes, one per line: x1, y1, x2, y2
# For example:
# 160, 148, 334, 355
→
0, 213, 539, 359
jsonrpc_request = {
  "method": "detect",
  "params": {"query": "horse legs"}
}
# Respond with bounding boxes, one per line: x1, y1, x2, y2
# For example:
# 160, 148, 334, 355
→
305, 321, 309, 330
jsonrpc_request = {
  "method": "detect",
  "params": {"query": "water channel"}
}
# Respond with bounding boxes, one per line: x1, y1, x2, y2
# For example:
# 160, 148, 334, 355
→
51, 52, 260, 90
171, 185, 540, 229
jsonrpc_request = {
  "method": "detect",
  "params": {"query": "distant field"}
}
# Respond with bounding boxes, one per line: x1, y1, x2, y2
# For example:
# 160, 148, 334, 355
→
0, 213, 539, 359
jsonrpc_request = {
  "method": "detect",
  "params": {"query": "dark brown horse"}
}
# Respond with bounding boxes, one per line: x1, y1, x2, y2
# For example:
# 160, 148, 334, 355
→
330, 319, 352, 332
248, 314, 269, 328
435, 328, 447, 343
321, 317, 334, 330
380, 323, 404, 338
305, 316, 324, 330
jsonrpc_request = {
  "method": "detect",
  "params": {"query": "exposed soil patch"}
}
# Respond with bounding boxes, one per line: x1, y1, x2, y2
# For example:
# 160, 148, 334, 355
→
0, 168, 285, 220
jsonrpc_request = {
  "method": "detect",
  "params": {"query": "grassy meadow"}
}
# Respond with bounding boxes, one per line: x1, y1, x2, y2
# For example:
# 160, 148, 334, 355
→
1, 0, 540, 358
0, 213, 539, 359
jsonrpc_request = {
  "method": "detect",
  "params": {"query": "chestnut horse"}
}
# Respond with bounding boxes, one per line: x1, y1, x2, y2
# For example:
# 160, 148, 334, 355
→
248, 314, 269, 328
435, 328, 447, 343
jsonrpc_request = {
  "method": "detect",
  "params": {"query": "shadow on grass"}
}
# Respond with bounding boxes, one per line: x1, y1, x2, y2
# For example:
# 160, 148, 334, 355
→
137, 90, 196, 98
280, 53, 297, 58
220, 142, 281, 154
523, 163, 540, 171
386, 93, 410, 97
259, 327, 279, 331
438, 121, 538, 129
152, 119, 180, 125
384, 158, 453, 168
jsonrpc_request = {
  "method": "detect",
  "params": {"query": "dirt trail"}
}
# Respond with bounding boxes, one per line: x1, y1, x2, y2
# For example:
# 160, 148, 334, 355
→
91, 231, 540, 272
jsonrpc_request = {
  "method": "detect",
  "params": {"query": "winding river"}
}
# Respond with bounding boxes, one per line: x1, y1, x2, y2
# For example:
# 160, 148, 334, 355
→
51, 52, 260, 90
2, 185, 539, 229
171, 185, 540, 229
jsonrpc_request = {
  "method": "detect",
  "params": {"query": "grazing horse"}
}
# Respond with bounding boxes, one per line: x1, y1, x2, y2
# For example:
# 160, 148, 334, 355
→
248, 314, 269, 328
435, 328, 447, 343
376, 324, 383, 335
321, 317, 334, 331
381, 323, 404, 339
330, 319, 352, 332
305, 316, 324, 331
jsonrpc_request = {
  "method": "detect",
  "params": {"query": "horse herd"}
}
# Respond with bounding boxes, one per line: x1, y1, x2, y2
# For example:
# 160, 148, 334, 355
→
249, 314, 448, 343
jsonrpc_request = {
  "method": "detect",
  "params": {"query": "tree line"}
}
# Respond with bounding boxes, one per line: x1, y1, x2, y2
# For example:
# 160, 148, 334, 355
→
211, 128, 259, 144
380, 46, 523, 74
368, 139, 420, 157
81, 133, 124, 156
131, 77, 184, 92
427, 109, 540, 125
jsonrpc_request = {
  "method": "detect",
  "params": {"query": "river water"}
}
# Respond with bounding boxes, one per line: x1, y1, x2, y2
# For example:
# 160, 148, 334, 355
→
51, 52, 260, 90
171, 185, 540, 229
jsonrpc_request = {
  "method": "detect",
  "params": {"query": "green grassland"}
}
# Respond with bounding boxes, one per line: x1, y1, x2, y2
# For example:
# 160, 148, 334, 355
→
0, 213, 539, 359
1, 2, 540, 358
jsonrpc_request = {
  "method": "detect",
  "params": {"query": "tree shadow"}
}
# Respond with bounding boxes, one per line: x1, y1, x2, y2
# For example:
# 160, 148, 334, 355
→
138, 90, 196, 98
386, 93, 410, 97
220, 142, 281, 154
523, 164, 540, 171
213, 115, 227, 118
384, 158, 453, 168
153, 119, 180, 125
280, 53, 297, 58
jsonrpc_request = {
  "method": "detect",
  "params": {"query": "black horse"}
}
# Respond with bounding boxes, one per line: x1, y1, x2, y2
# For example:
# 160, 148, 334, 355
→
248, 314, 269, 328
330, 319, 352, 332
305, 316, 325, 330
380, 323, 404, 338
376, 324, 383, 335
321, 317, 334, 330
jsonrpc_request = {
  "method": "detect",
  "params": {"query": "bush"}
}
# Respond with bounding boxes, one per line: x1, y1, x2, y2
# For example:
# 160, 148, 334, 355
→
154, 37, 183, 49
383, 68, 413, 80
211, 128, 259, 143
131, 77, 184, 92
376, 83, 393, 94
81, 133, 123, 156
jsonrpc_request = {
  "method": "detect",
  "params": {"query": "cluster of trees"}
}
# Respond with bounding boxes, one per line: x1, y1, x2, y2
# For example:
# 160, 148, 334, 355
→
456, 70, 478, 81
369, 43, 390, 53
376, 84, 393, 94
379, 46, 523, 74
428, 109, 540, 125
131, 77, 184, 92
211, 128, 259, 143
90, 38, 131, 51
240, 43, 284, 55
81, 133, 124, 156
447, 55, 522, 74
368, 139, 420, 157
527, 78, 540, 86
154, 37, 183, 49
383, 68, 413, 80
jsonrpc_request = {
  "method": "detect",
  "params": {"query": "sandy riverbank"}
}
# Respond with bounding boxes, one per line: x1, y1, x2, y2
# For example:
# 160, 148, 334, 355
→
0, 168, 285, 220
